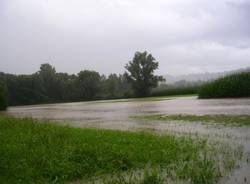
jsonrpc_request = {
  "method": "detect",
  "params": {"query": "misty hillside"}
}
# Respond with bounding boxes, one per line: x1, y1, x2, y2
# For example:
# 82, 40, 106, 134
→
164, 67, 250, 84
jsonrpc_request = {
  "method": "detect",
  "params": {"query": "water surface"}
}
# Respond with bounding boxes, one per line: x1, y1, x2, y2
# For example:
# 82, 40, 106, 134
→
4, 96, 250, 127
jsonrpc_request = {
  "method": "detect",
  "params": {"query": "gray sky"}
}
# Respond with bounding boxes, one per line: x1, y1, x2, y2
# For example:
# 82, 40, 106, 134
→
0, 0, 249, 75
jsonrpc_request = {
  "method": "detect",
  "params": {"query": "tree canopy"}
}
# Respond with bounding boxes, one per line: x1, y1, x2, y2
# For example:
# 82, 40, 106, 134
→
77, 70, 102, 100
0, 87, 7, 110
125, 51, 164, 97
0, 64, 133, 105
0, 52, 165, 105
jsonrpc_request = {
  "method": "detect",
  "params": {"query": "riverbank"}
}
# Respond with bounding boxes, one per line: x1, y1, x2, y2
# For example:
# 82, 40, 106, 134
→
0, 116, 241, 184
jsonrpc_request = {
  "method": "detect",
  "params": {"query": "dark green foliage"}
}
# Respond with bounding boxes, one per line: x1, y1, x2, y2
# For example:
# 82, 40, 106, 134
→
6, 74, 48, 105
199, 72, 250, 98
150, 80, 203, 97
103, 74, 132, 99
0, 73, 8, 110
77, 70, 102, 100
0, 116, 238, 184
38, 63, 63, 101
1, 54, 199, 106
125, 51, 164, 97
151, 85, 199, 97
105, 74, 119, 98
0, 87, 7, 110
0, 64, 132, 105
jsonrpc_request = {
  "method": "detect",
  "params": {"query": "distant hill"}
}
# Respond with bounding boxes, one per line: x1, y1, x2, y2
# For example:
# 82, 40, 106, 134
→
164, 67, 250, 84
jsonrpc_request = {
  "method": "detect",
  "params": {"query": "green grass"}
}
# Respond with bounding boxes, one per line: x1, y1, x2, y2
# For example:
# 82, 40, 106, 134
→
133, 114, 250, 126
100, 169, 165, 184
0, 116, 241, 184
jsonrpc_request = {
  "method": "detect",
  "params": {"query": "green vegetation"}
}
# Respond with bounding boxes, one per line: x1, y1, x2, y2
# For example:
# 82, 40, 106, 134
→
125, 51, 164, 97
99, 169, 165, 184
0, 64, 132, 106
199, 72, 250, 98
151, 84, 199, 97
0, 87, 7, 110
133, 114, 250, 126
0, 116, 241, 184
77, 70, 102, 100
0, 52, 200, 106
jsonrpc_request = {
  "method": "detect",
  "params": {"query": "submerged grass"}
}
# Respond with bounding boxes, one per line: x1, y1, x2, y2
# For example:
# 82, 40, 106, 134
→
0, 116, 241, 184
78, 168, 165, 184
133, 114, 250, 126
100, 168, 165, 184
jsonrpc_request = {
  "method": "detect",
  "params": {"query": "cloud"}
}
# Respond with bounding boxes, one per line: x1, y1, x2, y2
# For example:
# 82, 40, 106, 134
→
0, 0, 249, 75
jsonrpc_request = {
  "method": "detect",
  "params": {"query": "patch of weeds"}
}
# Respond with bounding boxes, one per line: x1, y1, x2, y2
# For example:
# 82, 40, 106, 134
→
133, 114, 250, 126
142, 169, 164, 184
100, 169, 164, 184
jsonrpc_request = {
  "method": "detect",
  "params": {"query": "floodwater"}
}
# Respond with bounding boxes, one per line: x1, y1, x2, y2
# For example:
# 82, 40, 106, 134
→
2, 96, 250, 183
3, 96, 250, 128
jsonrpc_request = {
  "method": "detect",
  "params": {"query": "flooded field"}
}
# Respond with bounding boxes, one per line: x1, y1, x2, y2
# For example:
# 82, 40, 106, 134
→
3, 96, 250, 127
2, 96, 250, 183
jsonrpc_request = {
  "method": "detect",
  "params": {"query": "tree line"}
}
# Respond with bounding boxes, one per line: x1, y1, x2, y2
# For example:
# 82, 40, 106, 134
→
0, 51, 164, 107
198, 71, 250, 98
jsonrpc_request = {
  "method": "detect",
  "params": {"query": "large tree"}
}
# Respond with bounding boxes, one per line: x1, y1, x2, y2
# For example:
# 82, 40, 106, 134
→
125, 51, 164, 97
38, 63, 62, 101
105, 74, 119, 98
77, 70, 101, 100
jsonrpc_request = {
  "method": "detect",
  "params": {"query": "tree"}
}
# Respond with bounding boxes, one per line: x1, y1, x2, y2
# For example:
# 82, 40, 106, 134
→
125, 51, 164, 97
0, 87, 7, 110
77, 70, 101, 100
38, 63, 62, 101
105, 74, 119, 98
57, 73, 79, 101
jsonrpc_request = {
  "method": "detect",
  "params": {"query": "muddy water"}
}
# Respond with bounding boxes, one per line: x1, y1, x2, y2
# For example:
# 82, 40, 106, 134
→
4, 97, 250, 126
2, 96, 250, 183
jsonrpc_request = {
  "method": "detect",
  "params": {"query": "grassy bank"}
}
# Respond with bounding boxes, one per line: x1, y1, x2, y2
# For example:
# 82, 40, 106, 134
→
0, 116, 241, 183
199, 72, 250, 98
133, 114, 250, 126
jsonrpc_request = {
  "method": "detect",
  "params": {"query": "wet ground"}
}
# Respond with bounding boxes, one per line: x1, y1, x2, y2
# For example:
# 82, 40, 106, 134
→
3, 96, 250, 183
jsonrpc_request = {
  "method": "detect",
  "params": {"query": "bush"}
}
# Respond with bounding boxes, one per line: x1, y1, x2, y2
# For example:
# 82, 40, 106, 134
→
0, 87, 7, 110
151, 85, 199, 97
198, 72, 250, 98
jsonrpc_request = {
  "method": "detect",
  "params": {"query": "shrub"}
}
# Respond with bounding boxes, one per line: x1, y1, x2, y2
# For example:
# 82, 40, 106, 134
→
0, 87, 7, 110
151, 85, 199, 97
199, 72, 250, 98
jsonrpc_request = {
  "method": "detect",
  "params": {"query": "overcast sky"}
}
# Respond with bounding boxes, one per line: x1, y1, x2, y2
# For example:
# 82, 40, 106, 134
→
0, 0, 249, 75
